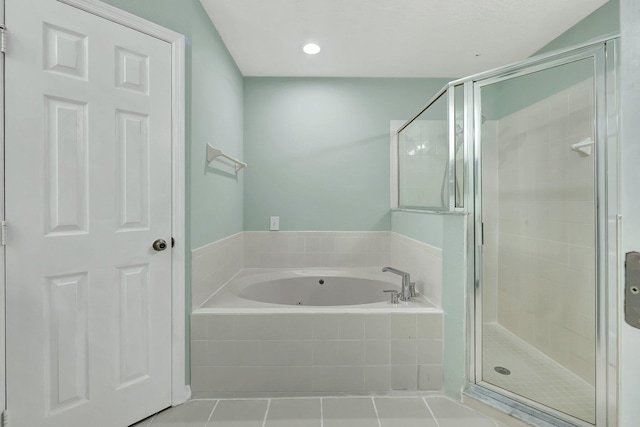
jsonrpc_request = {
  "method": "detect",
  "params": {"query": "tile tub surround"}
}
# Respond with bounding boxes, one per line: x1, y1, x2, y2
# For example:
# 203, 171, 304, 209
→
243, 231, 392, 269
132, 396, 506, 427
190, 312, 443, 397
390, 232, 443, 306
192, 233, 244, 309
192, 231, 443, 308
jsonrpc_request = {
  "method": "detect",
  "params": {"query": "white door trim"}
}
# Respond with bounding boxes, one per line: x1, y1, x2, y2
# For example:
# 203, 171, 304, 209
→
54, 0, 188, 405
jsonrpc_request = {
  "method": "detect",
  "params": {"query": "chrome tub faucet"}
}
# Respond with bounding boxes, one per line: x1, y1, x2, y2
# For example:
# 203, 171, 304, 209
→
382, 267, 414, 302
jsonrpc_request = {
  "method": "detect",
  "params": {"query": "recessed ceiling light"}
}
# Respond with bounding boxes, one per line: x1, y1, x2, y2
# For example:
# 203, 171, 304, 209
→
303, 43, 321, 55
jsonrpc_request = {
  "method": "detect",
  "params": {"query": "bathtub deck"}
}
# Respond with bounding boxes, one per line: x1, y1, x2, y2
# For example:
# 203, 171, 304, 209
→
198, 267, 440, 313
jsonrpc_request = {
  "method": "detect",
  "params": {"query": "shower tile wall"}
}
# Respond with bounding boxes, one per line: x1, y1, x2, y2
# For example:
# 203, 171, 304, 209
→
484, 78, 596, 384
190, 312, 443, 397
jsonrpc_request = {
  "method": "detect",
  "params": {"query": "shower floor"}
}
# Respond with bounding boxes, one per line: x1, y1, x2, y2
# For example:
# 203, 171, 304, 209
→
482, 323, 595, 424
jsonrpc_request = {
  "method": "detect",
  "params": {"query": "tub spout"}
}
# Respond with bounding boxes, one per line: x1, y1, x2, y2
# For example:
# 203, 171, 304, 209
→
381, 267, 411, 302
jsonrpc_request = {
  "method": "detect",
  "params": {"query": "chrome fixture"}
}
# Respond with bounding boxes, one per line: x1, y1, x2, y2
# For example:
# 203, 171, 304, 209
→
383, 289, 400, 304
382, 267, 412, 301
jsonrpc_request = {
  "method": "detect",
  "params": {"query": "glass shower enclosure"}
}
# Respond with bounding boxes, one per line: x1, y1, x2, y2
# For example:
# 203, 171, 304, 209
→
396, 37, 619, 427
468, 40, 619, 427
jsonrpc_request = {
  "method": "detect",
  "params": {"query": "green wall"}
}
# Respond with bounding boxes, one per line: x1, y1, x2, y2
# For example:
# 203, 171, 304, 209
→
102, 0, 245, 249
535, 0, 619, 55
391, 211, 444, 248
442, 216, 467, 398
100, 0, 245, 385
243, 77, 451, 232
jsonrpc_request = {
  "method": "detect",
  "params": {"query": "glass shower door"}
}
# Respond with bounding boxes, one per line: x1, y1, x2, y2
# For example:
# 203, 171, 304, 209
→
477, 57, 598, 424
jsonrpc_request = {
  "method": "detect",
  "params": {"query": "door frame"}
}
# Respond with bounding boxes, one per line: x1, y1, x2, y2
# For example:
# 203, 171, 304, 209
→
2, 0, 188, 408
462, 38, 620, 427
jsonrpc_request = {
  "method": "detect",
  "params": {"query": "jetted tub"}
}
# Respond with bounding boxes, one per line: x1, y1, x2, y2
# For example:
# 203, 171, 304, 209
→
198, 268, 437, 312
191, 268, 443, 396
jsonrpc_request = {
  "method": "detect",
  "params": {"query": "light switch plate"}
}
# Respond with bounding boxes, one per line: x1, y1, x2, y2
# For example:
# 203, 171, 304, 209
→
270, 216, 279, 231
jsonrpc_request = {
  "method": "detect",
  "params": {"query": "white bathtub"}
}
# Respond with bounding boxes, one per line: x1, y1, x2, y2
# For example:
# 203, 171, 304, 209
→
192, 268, 443, 396
198, 268, 438, 313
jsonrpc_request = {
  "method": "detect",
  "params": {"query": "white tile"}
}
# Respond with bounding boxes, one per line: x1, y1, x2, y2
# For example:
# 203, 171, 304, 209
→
285, 314, 314, 339
152, 400, 216, 427
207, 341, 236, 366
334, 237, 361, 253
207, 315, 235, 340
417, 340, 443, 365
417, 314, 443, 339
189, 367, 215, 393
265, 399, 321, 427
321, 237, 336, 252
260, 341, 313, 366
191, 340, 208, 367
375, 398, 437, 427
242, 367, 313, 392
208, 400, 267, 427
390, 365, 417, 390
425, 397, 496, 427
338, 314, 365, 339
305, 236, 322, 252
234, 315, 287, 340
364, 314, 390, 339
390, 340, 417, 365
365, 340, 390, 365
417, 365, 443, 390
364, 366, 390, 391
312, 340, 365, 366
234, 341, 262, 366
391, 314, 417, 339
312, 367, 365, 392
191, 315, 208, 340
312, 315, 340, 340
322, 398, 378, 427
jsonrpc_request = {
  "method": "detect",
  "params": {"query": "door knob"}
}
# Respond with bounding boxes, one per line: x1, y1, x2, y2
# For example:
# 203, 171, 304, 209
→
152, 239, 168, 251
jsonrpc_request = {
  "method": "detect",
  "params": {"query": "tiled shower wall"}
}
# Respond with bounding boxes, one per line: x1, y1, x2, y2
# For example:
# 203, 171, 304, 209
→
484, 78, 596, 384
192, 232, 443, 308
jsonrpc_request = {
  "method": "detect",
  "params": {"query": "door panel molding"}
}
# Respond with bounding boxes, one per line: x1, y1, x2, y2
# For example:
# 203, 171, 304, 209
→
2, 1, 187, 421
57, 0, 188, 406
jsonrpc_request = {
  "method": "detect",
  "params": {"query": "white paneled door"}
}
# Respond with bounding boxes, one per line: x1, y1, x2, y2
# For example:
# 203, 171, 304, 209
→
5, 0, 174, 426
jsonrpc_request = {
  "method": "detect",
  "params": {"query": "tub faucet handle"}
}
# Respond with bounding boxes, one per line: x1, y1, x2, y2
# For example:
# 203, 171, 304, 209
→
383, 289, 400, 304
409, 282, 417, 298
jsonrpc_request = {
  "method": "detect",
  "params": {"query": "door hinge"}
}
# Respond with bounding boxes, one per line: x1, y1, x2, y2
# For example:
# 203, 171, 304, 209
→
0, 26, 6, 54
2, 409, 8, 427
478, 222, 484, 246
1, 221, 7, 246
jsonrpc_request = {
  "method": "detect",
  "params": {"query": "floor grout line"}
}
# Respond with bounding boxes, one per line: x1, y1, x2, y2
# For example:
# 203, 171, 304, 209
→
261, 399, 272, 427
205, 399, 220, 427
370, 397, 383, 427
320, 397, 324, 427
422, 396, 442, 427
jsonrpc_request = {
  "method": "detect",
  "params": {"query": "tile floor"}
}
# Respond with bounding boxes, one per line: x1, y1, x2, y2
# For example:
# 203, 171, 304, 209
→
131, 396, 508, 427
483, 323, 595, 424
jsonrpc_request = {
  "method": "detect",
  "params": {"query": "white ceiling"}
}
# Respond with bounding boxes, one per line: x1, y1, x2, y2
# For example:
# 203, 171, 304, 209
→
199, 0, 609, 78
